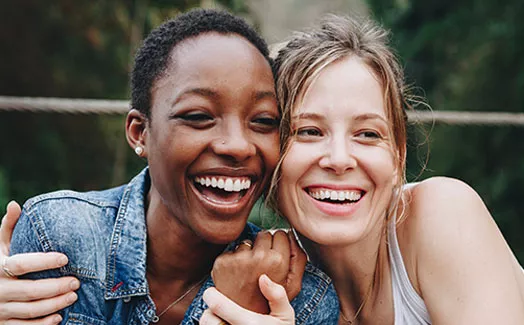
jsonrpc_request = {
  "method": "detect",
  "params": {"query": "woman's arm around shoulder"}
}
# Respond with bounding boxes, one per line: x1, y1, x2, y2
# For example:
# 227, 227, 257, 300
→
403, 177, 524, 324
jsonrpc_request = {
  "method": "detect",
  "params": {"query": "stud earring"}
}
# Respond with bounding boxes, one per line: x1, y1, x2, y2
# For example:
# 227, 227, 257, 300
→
135, 146, 144, 156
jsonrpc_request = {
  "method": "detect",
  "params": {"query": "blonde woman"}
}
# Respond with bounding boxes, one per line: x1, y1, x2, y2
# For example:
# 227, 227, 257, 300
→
200, 14, 524, 325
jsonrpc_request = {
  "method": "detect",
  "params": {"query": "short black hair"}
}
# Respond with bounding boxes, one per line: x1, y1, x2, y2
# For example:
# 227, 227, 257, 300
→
130, 8, 272, 118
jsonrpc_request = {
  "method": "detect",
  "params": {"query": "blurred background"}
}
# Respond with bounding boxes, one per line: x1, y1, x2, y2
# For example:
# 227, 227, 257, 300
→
0, 0, 523, 263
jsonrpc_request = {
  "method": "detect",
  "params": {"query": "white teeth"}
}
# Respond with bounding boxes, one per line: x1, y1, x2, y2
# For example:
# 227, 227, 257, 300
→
195, 176, 252, 192
233, 179, 241, 191
308, 188, 362, 203
224, 179, 233, 191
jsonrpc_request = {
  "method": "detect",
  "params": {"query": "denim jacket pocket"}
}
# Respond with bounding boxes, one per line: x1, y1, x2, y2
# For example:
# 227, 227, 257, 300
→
66, 313, 107, 325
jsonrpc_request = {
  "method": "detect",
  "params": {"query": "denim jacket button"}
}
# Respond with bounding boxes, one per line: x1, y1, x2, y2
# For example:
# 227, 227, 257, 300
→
123, 296, 131, 303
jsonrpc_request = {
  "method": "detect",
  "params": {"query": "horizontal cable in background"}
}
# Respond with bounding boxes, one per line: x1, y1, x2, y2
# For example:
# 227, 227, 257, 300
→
1, 96, 524, 126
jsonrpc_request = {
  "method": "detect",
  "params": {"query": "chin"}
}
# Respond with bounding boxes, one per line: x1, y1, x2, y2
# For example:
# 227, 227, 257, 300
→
195, 218, 249, 245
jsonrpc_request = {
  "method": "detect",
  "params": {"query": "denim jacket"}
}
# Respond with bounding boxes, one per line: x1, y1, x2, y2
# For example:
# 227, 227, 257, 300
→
11, 168, 339, 325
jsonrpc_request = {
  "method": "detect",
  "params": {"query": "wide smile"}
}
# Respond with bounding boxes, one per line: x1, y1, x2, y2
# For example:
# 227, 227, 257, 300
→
190, 174, 258, 216
304, 186, 366, 217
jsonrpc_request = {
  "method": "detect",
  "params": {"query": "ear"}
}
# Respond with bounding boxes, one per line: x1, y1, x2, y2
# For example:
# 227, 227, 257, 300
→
126, 109, 149, 158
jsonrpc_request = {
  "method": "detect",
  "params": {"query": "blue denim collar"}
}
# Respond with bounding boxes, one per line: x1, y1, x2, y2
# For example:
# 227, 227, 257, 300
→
102, 168, 261, 303
104, 168, 150, 300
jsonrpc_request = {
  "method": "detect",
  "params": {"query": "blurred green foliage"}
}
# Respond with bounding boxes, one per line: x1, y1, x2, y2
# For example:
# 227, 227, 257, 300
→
0, 0, 522, 263
369, 0, 524, 262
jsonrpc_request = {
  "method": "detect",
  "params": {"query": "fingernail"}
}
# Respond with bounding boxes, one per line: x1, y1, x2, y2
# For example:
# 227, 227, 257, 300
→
54, 315, 63, 324
59, 255, 68, 265
66, 292, 78, 304
260, 274, 269, 285
70, 279, 80, 290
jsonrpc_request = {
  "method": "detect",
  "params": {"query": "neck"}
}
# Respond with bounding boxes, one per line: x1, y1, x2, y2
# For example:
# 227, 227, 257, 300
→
145, 189, 226, 284
301, 220, 390, 322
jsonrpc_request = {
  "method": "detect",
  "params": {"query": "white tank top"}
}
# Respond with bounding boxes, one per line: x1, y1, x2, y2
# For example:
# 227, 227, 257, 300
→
388, 218, 432, 324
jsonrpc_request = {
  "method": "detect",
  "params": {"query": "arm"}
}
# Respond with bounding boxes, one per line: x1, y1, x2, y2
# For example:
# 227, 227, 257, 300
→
211, 230, 307, 314
409, 178, 524, 324
200, 274, 295, 325
0, 201, 79, 324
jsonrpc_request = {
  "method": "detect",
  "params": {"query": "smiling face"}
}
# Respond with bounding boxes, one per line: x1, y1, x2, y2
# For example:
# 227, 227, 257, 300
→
278, 56, 398, 246
142, 33, 279, 244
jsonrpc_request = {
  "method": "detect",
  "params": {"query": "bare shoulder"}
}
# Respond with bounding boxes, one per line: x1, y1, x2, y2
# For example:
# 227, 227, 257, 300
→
398, 178, 524, 323
408, 176, 486, 218
399, 177, 491, 247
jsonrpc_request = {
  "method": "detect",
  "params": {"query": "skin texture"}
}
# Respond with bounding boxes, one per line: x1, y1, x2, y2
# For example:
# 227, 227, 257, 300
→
199, 55, 524, 324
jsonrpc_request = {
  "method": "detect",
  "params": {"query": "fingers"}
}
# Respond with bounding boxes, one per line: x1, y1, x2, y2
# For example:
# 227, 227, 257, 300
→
234, 239, 253, 252
3, 313, 63, 325
285, 232, 307, 300
258, 274, 294, 320
2, 276, 80, 301
0, 291, 77, 320
2, 253, 68, 277
199, 309, 227, 325
271, 231, 290, 258
0, 201, 22, 254
252, 231, 272, 252
203, 287, 256, 324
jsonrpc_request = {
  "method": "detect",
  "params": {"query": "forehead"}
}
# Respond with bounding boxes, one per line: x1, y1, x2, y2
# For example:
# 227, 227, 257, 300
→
296, 56, 385, 118
157, 32, 274, 91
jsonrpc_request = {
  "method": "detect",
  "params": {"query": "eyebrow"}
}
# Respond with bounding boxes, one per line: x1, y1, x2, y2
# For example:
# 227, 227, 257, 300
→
292, 112, 325, 121
173, 88, 220, 105
354, 113, 388, 124
292, 112, 387, 123
255, 91, 277, 101
172, 88, 276, 106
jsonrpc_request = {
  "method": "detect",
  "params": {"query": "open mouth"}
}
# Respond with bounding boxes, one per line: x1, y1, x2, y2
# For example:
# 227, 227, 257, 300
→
194, 176, 253, 205
306, 188, 364, 204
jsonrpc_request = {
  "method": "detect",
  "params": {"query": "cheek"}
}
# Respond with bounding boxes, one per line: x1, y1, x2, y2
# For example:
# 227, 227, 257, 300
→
357, 145, 397, 187
148, 128, 207, 172
255, 132, 280, 172
279, 143, 310, 184
277, 143, 314, 212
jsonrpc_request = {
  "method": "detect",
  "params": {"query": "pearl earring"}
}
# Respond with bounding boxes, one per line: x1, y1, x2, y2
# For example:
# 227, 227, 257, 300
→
135, 146, 144, 156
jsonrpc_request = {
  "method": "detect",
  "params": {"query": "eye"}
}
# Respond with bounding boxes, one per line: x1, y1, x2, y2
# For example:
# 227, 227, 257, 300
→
356, 130, 381, 140
179, 113, 213, 122
252, 117, 280, 127
296, 127, 322, 137
251, 115, 280, 133
172, 111, 215, 129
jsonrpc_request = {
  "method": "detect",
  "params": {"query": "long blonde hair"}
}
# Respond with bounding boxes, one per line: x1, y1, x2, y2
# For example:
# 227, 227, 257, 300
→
268, 14, 412, 222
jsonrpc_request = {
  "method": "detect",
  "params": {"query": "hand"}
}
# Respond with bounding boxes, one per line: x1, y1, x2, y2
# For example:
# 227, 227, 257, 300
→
0, 201, 79, 324
211, 230, 307, 314
200, 274, 295, 325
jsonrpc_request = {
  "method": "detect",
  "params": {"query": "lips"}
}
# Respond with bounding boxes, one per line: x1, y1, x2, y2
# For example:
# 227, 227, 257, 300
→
304, 185, 365, 217
190, 173, 258, 217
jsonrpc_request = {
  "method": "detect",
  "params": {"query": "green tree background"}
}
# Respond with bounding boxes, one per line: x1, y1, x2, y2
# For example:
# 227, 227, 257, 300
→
0, 0, 522, 262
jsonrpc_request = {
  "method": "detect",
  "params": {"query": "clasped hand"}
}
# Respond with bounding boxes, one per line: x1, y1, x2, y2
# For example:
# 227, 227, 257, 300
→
200, 230, 307, 325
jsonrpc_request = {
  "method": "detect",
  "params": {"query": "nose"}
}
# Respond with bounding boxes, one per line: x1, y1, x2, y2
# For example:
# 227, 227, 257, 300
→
318, 136, 357, 174
211, 119, 256, 162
